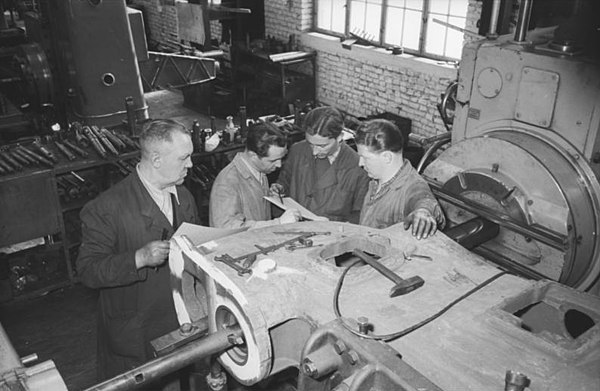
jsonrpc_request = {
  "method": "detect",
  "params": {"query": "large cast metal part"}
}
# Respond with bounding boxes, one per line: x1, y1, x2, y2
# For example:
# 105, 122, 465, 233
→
0, 323, 68, 390
42, 0, 148, 127
423, 28, 600, 293
170, 221, 600, 390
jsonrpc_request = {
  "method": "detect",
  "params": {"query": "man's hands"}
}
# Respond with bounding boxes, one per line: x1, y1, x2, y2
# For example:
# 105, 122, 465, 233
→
135, 240, 170, 270
279, 208, 301, 224
404, 208, 438, 240
269, 183, 285, 199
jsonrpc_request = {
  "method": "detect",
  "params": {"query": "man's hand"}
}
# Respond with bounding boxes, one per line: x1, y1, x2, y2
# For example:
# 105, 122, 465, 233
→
135, 240, 170, 269
279, 208, 301, 224
404, 209, 438, 240
269, 183, 285, 198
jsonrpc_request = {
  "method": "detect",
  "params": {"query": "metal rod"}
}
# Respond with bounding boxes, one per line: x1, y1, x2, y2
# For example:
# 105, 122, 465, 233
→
514, 0, 533, 42
429, 183, 568, 250
84, 326, 242, 391
488, 0, 501, 36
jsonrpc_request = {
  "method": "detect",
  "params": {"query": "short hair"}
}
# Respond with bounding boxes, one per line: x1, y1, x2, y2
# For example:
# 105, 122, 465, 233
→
246, 122, 287, 158
355, 119, 404, 153
303, 106, 344, 138
139, 119, 189, 157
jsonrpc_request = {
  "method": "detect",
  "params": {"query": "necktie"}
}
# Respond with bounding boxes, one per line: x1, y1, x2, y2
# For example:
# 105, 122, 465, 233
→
170, 193, 179, 229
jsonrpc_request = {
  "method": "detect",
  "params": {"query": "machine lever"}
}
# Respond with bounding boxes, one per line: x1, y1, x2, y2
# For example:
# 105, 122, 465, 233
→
352, 249, 424, 297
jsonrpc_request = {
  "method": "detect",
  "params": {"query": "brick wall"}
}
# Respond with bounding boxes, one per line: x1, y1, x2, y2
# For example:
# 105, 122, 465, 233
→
129, 0, 179, 48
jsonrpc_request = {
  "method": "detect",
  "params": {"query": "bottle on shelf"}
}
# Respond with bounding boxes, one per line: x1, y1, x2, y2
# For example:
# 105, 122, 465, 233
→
225, 116, 238, 143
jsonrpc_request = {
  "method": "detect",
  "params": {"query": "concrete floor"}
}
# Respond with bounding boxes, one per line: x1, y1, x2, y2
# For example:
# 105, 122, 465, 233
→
0, 283, 98, 390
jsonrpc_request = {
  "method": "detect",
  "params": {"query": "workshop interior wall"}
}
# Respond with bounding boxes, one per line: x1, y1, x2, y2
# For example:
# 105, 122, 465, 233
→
133, 0, 482, 138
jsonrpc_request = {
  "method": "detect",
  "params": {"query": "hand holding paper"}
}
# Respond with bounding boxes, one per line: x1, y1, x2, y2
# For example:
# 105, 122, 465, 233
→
264, 195, 329, 221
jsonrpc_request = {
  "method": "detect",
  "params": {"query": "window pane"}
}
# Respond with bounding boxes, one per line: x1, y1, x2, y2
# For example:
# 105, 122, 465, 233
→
332, 0, 347, 33
365, 3, 382, 39
425, 14, 446, 56
403, 9, 422, 50
449, 0, 468, 17
317, 0, 346, 33
445, 15, 466, 58
429, 0, 449, 15
350, 1, 382, 39
384, 7, 404, 46
316, 0, 333, 30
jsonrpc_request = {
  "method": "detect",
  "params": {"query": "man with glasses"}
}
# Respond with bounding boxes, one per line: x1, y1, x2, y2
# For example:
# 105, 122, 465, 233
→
271, 106, 369, 223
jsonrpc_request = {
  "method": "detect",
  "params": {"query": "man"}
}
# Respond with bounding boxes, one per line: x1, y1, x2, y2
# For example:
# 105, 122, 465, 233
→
209, 122, 300, 228
272, 106, 369, 223
355, 119, 445, 239
77, 119, 198, 384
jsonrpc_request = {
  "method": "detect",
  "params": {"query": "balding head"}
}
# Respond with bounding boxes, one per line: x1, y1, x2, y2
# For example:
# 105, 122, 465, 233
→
139, 119, 190, 161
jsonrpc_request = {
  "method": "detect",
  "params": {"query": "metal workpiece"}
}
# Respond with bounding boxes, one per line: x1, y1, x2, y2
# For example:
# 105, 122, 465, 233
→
61, 139, 89, 158
84, 325, 242, 391
170, 221, 600, 390
54, 141, 77, 161
15, 145, 54, 167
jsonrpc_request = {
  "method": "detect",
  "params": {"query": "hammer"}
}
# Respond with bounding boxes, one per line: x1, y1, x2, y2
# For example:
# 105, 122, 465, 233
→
352, 249, 424, 297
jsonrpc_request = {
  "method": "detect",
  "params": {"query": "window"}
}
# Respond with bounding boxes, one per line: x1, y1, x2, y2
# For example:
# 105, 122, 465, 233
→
314, 0, 469, 61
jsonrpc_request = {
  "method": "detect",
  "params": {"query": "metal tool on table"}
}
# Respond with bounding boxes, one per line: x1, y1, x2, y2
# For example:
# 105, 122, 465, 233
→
215, 231, 330, 276
403, 252, 433, 262
54, 141, 77, 161
353, 249, 424, 297
91, 125, 119, 156
0, 155, 13, 173
72, 122, 90, 148
62, 139, 89, 158
32, 140, 58, 163
7, 150, 30, 166
16, 145, 54, 167
100, 127, 127, 150
11, 147, 37, 166
82, 125, 107, 158
113, 131, 139, 150
0, 151, 22, 171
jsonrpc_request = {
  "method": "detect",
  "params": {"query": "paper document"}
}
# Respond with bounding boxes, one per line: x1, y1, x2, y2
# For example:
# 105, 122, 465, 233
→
264, 196, 329, 221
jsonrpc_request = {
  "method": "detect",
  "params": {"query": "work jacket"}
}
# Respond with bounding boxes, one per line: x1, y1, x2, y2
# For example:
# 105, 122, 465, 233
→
277, 141, 369, 223
360, 159, 444, 229
209, 152, 279, 229
77, 171, 198, 380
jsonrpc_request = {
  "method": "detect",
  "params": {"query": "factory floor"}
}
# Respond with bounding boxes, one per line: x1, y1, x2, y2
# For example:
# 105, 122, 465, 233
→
0, 283, 297, 391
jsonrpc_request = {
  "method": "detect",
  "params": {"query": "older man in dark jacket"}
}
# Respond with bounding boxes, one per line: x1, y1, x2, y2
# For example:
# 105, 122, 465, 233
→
77, 119, 198, 385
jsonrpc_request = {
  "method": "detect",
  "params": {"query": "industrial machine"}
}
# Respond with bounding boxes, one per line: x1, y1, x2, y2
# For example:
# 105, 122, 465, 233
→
2, 1, 600, 391
423, 0, 600, 294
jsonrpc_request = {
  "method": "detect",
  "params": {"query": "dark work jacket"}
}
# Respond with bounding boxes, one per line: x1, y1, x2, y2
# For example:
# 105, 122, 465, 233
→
76, 171, 198, 380
277, 141, 369, 223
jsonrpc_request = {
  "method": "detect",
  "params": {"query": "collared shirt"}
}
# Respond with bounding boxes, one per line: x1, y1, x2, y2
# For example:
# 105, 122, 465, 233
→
327, 144, 341, 164
239, 151, 267, 185
137, 164, 179, 225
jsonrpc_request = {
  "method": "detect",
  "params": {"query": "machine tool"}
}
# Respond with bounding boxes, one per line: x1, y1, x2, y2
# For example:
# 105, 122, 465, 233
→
423, 0, 600, 294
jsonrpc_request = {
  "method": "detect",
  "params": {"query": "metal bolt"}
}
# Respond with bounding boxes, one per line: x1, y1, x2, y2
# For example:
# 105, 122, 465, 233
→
347, 350, 359, 365
492, 163, 499, 173
179, 323, 194, 335
357, 317, 370, 335
333, 340, 347, 355
303, 360, 318, 378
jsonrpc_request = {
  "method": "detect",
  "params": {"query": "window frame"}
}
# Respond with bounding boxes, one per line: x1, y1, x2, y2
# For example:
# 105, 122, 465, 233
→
312, 0, 467, 62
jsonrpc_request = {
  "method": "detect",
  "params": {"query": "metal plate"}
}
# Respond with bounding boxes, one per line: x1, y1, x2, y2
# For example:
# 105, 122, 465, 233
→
515, 67, 559, 128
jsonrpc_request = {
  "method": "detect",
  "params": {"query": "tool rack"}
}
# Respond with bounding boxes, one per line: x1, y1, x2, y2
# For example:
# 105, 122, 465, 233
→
0, 133, 245, 302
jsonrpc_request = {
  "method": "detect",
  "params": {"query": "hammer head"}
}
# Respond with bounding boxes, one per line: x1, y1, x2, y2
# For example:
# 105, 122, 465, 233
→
389, 275, 425, 297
